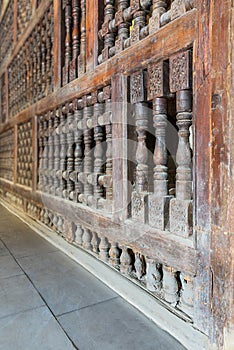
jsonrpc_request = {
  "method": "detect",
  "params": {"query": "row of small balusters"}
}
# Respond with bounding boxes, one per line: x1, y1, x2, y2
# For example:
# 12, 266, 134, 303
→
37, 206, 194, 319
0, 1, 13, 66
17, 121, 33, 187
62, 0, 86, 85
98, 0, 194, 63
130, 50, 193, 238
38, 85, 113, 211
8, 3, 54, 118
0, 130, 14, 181
17, 0, 32, 39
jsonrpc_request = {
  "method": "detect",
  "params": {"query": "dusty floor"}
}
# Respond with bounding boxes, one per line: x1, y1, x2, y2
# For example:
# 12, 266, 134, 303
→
0, 204, 186, 350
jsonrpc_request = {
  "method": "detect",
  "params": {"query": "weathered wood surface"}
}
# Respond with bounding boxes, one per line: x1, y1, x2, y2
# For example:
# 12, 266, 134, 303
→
0, 1, 233, 348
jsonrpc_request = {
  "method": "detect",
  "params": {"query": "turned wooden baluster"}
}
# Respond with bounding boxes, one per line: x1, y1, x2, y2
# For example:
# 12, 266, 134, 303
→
179, 272, 194, 317
130, 2, 147, 45
36, 24, 42, 98
147, 61, 172, 229
169, 50, 193, 237
78, 0, 86, 76
163, 265, 179, 306
109, 242, 120, 269
54, 110, 60, 196
46, 8, 53, 94
130, 71, 149, 223
100, 0, 116, 62
41, 17, 46, 97
99, 237, 109, 262
69, 100, 84, 202
69, 0, 80, 81
115, 0, 130, 54
63, 0, 72, 85
134, 253, 145, 280
120, 247, 132, 274
75, 223, 83, 245
97, 87, 113, 211
91, 232, 99, 254
48, 112, 55, 194
78, 97, 93, 205
149, 0, 167, 34
42, 115, 49, 191
65, 103, 75, 199
87, 95, 105, 207
146, 258, 162, 292
57, 108, 67, 197
38, 116, 44, 189
82, 227, 92, 250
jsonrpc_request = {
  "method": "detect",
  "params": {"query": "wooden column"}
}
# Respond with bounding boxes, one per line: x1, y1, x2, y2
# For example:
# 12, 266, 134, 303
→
112, 74, 129, 222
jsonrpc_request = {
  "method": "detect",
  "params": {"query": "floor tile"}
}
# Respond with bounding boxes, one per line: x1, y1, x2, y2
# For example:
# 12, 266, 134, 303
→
0, 274, 44, 319
58, 297, 186, 350
1, 230, 57, 258
18, 251, 117, 316
0, 255, 23, 279
0, 306, 75, 350
0, 240, 9, 257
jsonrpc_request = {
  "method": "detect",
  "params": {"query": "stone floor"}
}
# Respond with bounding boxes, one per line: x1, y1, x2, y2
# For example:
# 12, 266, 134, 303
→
0, 204, 186, 350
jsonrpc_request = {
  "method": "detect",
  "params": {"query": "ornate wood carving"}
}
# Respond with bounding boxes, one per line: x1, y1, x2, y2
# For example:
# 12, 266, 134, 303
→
8, 4, 54, 118
17, 0, 32, 39
0, 1, 13, 66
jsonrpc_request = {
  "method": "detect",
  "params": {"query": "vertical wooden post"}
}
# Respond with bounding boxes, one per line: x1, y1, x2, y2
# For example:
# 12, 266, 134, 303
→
112, 74, 129, 223
53, 0, 62, 89
193, 0, 212, 337
86, 0, 103, 71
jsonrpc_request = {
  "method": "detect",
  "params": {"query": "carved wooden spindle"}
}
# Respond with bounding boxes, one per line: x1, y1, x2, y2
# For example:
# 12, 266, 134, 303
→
69, 0, 80, 81
78, 0, 86, 76
120, 247, 132, 274
54, 110, 60, 196
130, 71, 149, 223
63, 103, 75, 199
178, 272, 194, 317
147, 61, 172, 230
99, 236, 109, 262
134, 253, 145, 280
70, 100, 84, 202
146, 258, 162, 292
78, 98, 93, 205
87, 97, 105, 208
48, 112, 55, 194
115, 0, 130, 54
38, 116, 44, 189
41, 18, 48, 98
163, 266, 179, 306
46, 8, 53, 94
149, 0, 167, 34
91, 232, 99, 254
169, 50, 193, 237
109, 242, 120, 269
63, 0, 72, 85
75, 223, 83, 245
42, 116, 49, 191
36, 24, 42, 98
98, 87, 113, 211
100, 0, 116, 62
130, 6, 147, 45
82, 227, 92, 250
57, 108, 67, 197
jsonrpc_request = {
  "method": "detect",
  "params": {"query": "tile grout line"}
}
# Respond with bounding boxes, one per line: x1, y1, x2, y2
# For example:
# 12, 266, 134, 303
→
56, 296, 120, 318
0, 236, 79, 350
